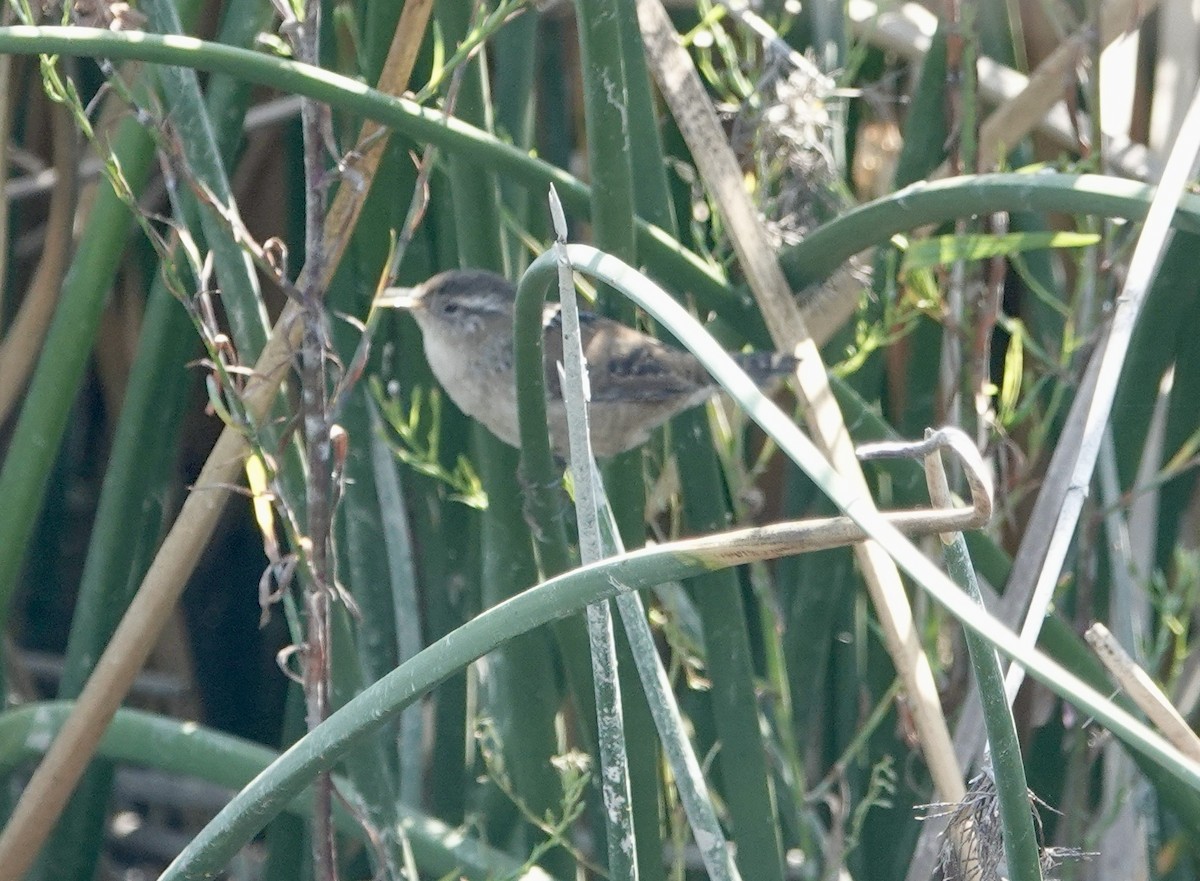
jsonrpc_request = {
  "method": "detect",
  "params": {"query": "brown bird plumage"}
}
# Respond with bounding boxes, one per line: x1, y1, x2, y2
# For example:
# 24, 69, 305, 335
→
386, 269, 795, 457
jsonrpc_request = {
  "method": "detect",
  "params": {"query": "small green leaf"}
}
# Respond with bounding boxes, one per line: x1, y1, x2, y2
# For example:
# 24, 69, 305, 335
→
902, 231, 1100, 273
998, 330, 1024, 426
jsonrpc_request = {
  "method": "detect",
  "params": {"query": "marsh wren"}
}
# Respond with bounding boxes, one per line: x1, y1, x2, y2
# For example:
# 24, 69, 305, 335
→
385, 269, 796, 458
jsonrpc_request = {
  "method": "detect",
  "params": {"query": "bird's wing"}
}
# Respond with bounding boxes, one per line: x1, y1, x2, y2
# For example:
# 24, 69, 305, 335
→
542, 307, 712, 402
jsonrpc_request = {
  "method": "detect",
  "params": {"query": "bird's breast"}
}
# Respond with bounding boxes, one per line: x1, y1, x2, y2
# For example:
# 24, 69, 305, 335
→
420, 330, 523, 449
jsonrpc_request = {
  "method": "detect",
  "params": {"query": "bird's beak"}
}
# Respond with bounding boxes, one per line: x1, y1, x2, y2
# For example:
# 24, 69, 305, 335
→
378, 286, 421, 310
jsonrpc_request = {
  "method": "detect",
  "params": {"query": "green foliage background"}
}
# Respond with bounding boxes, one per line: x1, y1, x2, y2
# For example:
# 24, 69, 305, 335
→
0, 2, 1199, 880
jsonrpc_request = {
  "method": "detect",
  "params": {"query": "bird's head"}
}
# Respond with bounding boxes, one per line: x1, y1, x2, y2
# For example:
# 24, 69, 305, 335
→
382, 270, 516, 343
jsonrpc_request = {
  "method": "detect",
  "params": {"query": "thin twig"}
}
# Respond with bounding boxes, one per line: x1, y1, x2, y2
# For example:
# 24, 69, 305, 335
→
289, 0, 340, 875
1086, 623, 1200, 763
548, 188, 640, 881
331, 42, 473, 420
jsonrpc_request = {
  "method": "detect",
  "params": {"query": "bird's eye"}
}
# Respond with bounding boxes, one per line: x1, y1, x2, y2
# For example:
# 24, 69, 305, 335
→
442, 301, 460, 315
